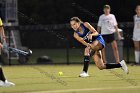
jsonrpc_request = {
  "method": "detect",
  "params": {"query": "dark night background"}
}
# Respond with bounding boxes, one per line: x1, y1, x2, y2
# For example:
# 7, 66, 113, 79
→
19, 0, 140, 24
18, 0, 140, 48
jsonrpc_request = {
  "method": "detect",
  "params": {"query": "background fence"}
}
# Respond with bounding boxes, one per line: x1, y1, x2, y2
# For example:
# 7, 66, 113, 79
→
0, 22, 135, 65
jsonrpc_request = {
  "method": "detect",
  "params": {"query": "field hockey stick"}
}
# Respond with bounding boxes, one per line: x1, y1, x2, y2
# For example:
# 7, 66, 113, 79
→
2, 41, 32, 56
8, 47, 32, 56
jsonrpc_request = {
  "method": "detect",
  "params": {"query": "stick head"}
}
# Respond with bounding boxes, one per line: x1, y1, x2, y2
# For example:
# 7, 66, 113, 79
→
28, 49, 32, 56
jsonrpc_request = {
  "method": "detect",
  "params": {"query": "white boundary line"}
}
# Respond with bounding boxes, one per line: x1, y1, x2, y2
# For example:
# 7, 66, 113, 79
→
26, 86, 140, 93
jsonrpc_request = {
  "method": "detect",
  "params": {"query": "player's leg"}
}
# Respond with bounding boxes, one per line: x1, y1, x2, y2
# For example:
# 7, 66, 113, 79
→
79, 47, 90, 77
0, 40, 15, 87
92, 50, 121, 69
101, 34, 109, 63
0, 66, 15, 87
90, 41, 120, 69
83, 47, 90, 73
0, 66, 6, 82
101, 48, 107, 63
0, 44, 5, 81
92, 50, 128, 74
0, 43, 3, 64
133, 41, 140, 64
92, 51, 105, 70
90, 41, 129, 74
111, 40, 120, 63
90, 40, 106, 69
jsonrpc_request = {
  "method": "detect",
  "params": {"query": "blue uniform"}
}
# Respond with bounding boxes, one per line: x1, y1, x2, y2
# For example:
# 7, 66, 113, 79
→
76, 23, 105, 48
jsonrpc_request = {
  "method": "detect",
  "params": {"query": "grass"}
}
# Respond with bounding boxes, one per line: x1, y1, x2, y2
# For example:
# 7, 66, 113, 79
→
0, 65, 140, 93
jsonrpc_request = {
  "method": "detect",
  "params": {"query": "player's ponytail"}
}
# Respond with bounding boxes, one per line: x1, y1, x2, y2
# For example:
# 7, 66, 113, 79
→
70, 17, 83, 23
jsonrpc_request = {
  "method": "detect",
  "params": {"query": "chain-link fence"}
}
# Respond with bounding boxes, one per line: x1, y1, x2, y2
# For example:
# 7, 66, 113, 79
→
0, 22, 135, 65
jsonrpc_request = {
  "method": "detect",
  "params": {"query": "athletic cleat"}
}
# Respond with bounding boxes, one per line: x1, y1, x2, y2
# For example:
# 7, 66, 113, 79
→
0, 80, 15, 87
79, 71, 89, 77
0, 81, 4, 87
120, 60, 129, 74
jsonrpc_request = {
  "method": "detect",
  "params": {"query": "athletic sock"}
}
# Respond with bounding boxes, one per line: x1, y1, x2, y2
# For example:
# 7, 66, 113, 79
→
83, 56, 90, 73
135, 51, 139, 64
0, 67, 6, 82
105, 63, 121, 69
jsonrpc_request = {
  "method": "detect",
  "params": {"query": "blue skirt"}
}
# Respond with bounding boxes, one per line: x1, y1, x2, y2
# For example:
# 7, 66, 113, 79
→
86, 34, 105, 49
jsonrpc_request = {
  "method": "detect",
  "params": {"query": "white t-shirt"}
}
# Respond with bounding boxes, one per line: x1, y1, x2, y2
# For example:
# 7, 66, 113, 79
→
98, 14, 118, 35
133, 15, 140, 41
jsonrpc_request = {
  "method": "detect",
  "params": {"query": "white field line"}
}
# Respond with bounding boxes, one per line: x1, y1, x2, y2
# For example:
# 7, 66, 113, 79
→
26, 86, 140, 93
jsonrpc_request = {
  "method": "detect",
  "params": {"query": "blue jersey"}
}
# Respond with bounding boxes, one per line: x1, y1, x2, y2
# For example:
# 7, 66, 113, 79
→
76, 23, 91, 40
76, 23, 105, 48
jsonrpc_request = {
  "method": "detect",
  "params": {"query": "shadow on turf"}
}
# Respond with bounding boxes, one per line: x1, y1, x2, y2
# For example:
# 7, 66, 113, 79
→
30, 66, 68, 86
107, 69, 138, 86
60, 75, 95, 78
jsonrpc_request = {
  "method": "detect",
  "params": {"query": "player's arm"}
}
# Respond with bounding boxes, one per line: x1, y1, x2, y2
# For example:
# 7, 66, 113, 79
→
0, 26, 6, 42
73, 32, 89, 47
114, 25, 122, 40
97, 26, 101, 34
0, 19, 6, 43
84, 22, 98, 36
0, 26, 7, 49
113, 15, 122, 40
0, 19, 7, 49
97, 16, 102, 34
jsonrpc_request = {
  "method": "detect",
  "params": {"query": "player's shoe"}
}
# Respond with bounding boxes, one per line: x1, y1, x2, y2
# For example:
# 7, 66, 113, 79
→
0, 80, 15, 87
0, 81, 4, 87
120, 60, 129, 74
79, 71, 89, 77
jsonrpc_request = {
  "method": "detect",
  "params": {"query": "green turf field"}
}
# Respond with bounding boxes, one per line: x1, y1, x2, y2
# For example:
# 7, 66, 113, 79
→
0, 65, 140, 93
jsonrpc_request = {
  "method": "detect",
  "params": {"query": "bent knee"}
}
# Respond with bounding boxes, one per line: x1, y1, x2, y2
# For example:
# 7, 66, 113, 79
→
113, 45, 118, 51
134, 46, 140, 50
84, 47, 90, 55
97, 66, 104, 70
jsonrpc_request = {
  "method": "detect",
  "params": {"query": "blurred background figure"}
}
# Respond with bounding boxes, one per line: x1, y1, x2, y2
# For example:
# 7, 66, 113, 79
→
97, 5, 122, 63
133, 5, 140, 65
0, 18, 5, 64
0, 17, 15, 87
0, 66, 15, 87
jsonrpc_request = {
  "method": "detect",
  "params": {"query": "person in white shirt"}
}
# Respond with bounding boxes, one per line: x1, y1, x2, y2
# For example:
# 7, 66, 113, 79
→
133, 5, 140, 64
97, 5, 122, 63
